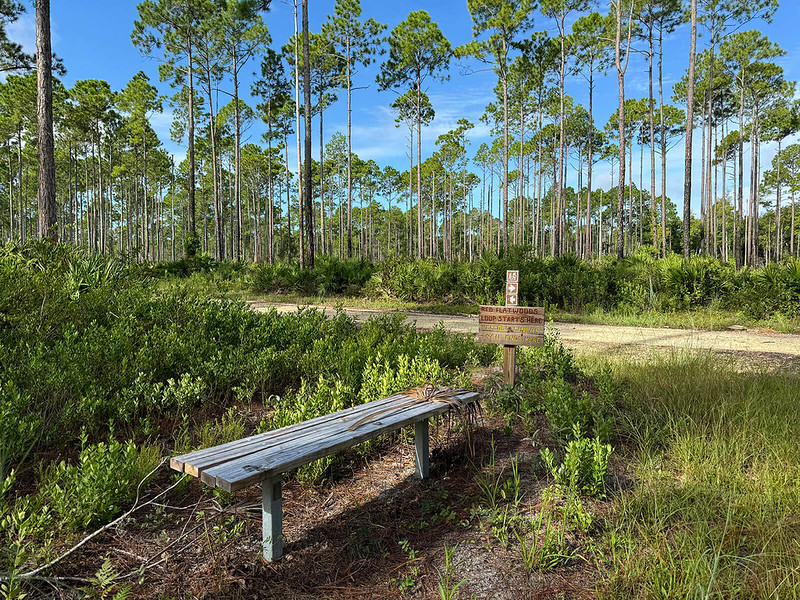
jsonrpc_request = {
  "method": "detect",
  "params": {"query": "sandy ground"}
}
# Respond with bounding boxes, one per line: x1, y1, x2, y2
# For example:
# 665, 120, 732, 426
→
249, 301, 800, 368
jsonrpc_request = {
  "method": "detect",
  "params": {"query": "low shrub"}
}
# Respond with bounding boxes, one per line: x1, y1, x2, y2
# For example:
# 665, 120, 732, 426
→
40, 434, 161, 532
540, 423, 613, 498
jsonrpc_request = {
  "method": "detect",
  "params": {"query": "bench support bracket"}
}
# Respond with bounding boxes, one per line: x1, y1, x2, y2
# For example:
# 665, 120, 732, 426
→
414, 419, 429, 479
261, 474, 283, 561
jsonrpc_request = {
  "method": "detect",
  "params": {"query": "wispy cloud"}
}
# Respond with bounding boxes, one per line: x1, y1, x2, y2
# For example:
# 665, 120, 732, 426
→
326, 89, 496, 163
149, 109, 176, 142
6, 11, 62, 54
6, 12, 35, 55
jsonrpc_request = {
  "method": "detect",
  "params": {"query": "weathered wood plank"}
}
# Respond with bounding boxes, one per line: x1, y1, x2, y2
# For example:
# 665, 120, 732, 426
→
204, 391, 479, 492
503, 346, 517, 385
172, 393, 407, 477
196, 394, 429, 487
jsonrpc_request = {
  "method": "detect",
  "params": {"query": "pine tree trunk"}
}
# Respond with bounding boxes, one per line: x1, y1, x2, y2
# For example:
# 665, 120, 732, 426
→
187, 40, 197, 238
776, 138, 782, 260
302, 0, 314, 267
648, 29, 657, 253
586, 70, 594, 259
292, 1, 304, 267
206, 85, 223, 260
36, 0, 57, 241
614, 0, 631, 260
233, 48, 242, 261
408, 126, 413, 256
658, 21, 667, 255
736, 84, 744, 267
683, 0, 697, 258
319, 91, 326, 256
416, 77, 424, 258
502, 47, 509, 252
267, 116, 274, 263
346, 36, 353, 258
556, 19, 566, 256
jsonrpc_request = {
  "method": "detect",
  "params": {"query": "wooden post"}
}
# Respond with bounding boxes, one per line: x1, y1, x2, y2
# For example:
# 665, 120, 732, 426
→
503, 270, 519, 385
261, 474, 283, 561
414, 419, 430, 479
503, 345, 516, 385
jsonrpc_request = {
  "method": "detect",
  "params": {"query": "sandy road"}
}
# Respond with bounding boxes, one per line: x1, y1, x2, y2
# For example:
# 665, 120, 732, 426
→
248, 301, 800, 366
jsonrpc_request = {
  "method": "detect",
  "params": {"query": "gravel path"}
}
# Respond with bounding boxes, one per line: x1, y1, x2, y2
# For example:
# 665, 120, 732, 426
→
248, 301, 800, 366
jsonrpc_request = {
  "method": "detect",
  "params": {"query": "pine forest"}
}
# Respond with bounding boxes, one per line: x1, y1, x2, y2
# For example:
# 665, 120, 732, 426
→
2, 0, 799, 267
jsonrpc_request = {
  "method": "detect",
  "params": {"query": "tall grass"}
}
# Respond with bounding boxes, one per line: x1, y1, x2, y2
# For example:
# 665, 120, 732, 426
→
596, 352, 800, 599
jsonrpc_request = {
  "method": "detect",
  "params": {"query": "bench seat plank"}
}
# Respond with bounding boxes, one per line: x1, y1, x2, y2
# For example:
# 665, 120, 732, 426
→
185, 390, 479, 493
171, 393, 407, 477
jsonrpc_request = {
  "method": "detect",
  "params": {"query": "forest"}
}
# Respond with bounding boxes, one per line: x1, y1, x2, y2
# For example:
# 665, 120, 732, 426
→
1, 0, 798, 268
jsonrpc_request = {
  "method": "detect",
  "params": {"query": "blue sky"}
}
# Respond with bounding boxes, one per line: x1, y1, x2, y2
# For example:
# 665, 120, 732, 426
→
8, 1, 800, 214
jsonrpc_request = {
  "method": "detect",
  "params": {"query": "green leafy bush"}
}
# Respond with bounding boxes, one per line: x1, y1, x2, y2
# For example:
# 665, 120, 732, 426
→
0, 243, 495, 477
250, 256, 375, 296
40, 434, 161, 531
540, 423, 613, 498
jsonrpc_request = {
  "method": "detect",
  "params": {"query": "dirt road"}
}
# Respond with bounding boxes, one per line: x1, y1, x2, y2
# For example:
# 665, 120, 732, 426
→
249, 302, 800, 366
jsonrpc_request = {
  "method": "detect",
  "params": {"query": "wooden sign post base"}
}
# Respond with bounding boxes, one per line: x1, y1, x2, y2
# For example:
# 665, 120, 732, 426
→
503, 345, 516, 386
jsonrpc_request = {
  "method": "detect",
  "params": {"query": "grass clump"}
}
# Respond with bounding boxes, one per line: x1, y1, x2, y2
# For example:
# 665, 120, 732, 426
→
596, 353, 800, 599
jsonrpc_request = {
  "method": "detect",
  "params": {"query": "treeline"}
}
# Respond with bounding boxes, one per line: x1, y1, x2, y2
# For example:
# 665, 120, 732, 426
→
1, 0, 799, 267
240, 250, 800, 319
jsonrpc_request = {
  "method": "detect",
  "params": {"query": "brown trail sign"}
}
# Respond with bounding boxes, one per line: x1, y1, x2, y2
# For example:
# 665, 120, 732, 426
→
478, 271, 544, 384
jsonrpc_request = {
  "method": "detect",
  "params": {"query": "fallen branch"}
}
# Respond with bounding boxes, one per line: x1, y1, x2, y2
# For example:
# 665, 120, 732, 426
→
0, 457, 187, 581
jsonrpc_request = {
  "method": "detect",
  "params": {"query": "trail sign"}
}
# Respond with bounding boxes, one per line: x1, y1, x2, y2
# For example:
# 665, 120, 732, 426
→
477, 331, 544, 346
479, 305, 544, 324
478, 306, 544, 346
479, 323, 544, 335
505, 282, 518, 305
476, 270, 545, 384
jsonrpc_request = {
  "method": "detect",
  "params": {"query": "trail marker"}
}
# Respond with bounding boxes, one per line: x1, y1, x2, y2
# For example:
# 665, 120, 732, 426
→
478, 270, 544, 385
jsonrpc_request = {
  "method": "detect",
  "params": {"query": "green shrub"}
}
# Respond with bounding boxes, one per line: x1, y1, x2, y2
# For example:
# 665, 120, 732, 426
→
150, 248, 800, 320
541, 378, 595, 443
540, 423, 613, 498
0, 382, 41, 483
199, 406, 247, 450
39, 434, 161, 531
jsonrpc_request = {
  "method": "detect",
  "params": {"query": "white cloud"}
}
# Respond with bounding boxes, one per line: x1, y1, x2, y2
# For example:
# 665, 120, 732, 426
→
149, 109, 176, 142
6, 11, 62, 55
6, 12, 35, 55
324, 89, 496, 164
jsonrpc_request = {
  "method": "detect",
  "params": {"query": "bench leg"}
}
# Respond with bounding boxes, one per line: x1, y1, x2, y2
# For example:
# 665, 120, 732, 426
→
414, 419, 430, 479
261, 474, 283, 561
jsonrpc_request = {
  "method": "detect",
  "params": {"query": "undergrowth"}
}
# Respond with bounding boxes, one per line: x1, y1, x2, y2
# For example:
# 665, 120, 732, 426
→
591, 352, 800, 599
0, 241, 496, 582
147, 247, 800, 325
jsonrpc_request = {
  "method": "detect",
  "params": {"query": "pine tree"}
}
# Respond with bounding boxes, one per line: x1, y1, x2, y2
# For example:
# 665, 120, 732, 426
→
377, 10, 451, 259
36, 0, 56, 241
322, 0, 385, 258
458, 0, 535, 252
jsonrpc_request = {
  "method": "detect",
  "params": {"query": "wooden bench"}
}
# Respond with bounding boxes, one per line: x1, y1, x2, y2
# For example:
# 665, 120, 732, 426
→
171, 386, 480, 561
